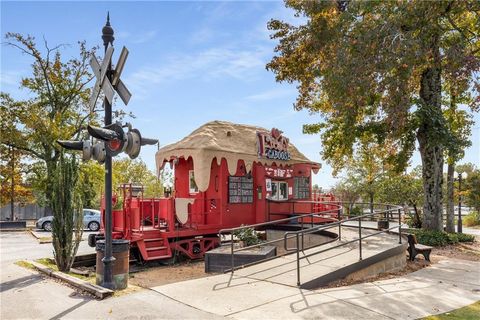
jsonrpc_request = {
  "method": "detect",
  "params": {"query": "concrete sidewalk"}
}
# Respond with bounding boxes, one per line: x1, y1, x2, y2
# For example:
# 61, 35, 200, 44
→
152, 258, 480, 319
2, 232, 479, 319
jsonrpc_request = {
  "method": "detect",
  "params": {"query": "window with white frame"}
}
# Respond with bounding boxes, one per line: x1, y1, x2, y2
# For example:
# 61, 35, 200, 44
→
270, 181, 288, 201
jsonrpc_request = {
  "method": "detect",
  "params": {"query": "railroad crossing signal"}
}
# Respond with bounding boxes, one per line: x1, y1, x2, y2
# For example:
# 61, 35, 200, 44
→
87, 123, 158, 159
89, 45, 132, 112
57, 139, 106, 163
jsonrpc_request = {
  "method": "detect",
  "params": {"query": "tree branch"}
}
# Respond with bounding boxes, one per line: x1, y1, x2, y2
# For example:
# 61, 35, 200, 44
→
2, 142, 43, 160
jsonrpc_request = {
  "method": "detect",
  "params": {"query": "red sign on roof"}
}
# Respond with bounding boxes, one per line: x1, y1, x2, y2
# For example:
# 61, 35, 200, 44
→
257, 128, 291, 161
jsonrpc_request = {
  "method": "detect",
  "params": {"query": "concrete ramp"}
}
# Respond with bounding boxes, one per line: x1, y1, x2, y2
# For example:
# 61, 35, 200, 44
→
151, 228, 408, 316
233, 227, 406, 289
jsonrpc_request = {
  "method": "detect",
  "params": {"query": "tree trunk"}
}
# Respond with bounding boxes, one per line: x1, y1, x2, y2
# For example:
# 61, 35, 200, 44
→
446, 163, 455, 233
369, 192, 374, 214
417, 32, 444, 231
412, 203, 422, 228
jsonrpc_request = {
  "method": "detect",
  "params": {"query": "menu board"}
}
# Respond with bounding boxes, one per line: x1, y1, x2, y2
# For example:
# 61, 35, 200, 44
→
228, 176, 253, 203
294, 177, 310, 199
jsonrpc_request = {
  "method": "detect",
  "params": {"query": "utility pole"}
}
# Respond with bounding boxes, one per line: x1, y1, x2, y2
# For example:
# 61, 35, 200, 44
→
101, 13, 115, 289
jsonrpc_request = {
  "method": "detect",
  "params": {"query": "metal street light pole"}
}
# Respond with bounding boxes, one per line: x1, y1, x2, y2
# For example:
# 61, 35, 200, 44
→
101, 12, 115, 289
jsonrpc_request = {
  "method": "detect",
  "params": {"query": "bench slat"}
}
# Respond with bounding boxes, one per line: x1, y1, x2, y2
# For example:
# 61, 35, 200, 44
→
415, 244, 433, 250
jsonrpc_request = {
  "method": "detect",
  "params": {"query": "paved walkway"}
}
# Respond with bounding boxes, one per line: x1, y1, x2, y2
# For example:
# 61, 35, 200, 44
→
1, 232, 479, 319
230, 227, 402, 288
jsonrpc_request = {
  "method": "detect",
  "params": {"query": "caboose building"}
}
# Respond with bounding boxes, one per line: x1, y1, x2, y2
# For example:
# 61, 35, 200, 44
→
155, 120, 331, 230
97, 120, 336, 262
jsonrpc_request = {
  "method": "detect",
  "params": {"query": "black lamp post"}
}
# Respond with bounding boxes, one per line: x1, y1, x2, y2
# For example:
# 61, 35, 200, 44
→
455, 171, 467, 234
101, 12, 115, 289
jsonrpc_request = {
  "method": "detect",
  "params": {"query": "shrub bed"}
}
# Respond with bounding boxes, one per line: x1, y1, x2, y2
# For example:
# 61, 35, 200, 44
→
411, 229, 475, 246
464, 211, 480, 227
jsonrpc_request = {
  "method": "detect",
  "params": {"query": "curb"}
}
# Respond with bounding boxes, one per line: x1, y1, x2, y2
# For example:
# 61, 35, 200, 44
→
29, 261, 113, 299
29, 230, 53, 243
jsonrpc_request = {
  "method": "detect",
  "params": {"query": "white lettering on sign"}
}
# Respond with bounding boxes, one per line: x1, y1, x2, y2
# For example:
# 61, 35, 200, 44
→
265, 167, 293, 178
257, 128, 291, 161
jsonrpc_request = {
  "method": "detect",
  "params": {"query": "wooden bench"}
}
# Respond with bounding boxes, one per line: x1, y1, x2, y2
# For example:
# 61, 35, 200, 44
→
407, 234, 432, 262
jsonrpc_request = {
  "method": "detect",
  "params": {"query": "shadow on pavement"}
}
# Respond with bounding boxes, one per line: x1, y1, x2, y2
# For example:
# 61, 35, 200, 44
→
49, 297, 92, 320
0, 274, 43, 293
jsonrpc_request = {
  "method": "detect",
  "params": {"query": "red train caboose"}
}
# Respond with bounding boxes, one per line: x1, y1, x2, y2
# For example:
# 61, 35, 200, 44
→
93, 121, 338, 262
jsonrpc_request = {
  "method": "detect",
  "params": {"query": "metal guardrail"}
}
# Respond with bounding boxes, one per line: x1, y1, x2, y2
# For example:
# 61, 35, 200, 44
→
283, 203, 403, 286
219, 201, 404, 287
218, 201, 343, 274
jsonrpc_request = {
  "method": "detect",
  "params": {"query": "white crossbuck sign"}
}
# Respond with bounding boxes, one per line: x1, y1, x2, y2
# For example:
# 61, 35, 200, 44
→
89, 45, 132, 112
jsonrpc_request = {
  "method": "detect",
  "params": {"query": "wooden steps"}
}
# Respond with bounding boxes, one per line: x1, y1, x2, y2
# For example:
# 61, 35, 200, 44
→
137, 236, 172, 261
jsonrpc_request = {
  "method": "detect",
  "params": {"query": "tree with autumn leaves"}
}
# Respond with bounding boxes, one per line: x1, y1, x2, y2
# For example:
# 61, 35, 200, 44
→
0, 33, 98, 210
268, 0, 479, 231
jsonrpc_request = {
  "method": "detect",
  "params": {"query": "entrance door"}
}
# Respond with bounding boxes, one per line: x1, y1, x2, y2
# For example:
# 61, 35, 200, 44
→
271, 181, 288, 201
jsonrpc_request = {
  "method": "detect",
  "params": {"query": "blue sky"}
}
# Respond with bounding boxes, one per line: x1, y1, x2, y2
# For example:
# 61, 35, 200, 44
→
1, 1, 479, 189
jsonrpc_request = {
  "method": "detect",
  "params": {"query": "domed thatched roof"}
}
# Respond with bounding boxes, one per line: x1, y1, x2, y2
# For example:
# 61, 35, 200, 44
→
156, 120, 320, 191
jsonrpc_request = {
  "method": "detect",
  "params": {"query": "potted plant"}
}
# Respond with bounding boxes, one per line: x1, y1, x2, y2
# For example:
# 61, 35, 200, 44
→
233, 226, 259, 248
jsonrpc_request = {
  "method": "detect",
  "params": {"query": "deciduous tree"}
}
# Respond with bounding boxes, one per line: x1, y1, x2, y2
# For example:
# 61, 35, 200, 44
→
267, 0, 479, 230
0, 33, 97, 208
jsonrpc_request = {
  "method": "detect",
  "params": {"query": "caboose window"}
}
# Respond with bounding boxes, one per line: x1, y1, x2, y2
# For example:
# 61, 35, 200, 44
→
270, 181, 288, 201
294, 177, 310, 199
189, 170, 199, 193
228, 176, 253, 203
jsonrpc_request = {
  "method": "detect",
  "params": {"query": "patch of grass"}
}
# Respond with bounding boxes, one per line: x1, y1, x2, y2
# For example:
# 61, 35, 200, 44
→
35, 258, 95, 281
38, 237, 52, 243
35, 258, 58, 271
15, 260, 35, 270
420, 301, 480, 319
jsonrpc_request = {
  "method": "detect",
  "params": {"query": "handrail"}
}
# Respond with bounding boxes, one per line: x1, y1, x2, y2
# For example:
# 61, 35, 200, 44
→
219, 200, 405, 287
282, 202, 403, 286
219, 200, 344, 275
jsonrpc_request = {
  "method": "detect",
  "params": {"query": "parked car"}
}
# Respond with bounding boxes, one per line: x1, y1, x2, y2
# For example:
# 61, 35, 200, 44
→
35, 209, 101, 232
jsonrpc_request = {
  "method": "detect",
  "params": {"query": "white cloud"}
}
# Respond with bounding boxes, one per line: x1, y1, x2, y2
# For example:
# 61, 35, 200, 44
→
188, 27, 215, 44
126, 45, 270, 96
132, 30, 157, 44
115, 30, 156, 44
0, 70, 22, 87
245, 87, 296, 101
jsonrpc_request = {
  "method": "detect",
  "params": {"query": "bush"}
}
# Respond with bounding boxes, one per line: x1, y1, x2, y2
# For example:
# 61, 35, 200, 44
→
233, 226, 259, 247
457, 232, 475, 243
463, 211, 480, 227
349, 206, 363, 216
405, 210, 422, 229
413, 230, 451, 246
411, 229, 475, 246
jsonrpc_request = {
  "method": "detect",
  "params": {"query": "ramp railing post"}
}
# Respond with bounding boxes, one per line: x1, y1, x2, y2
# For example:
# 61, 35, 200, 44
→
338, 207, 342, 241
231, 232, 234, 274
296, 232, 300, 286
386, 206, 390, 234
358, 218, 362, 261
399, 223, 402, 244
398, 208, 402, 244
